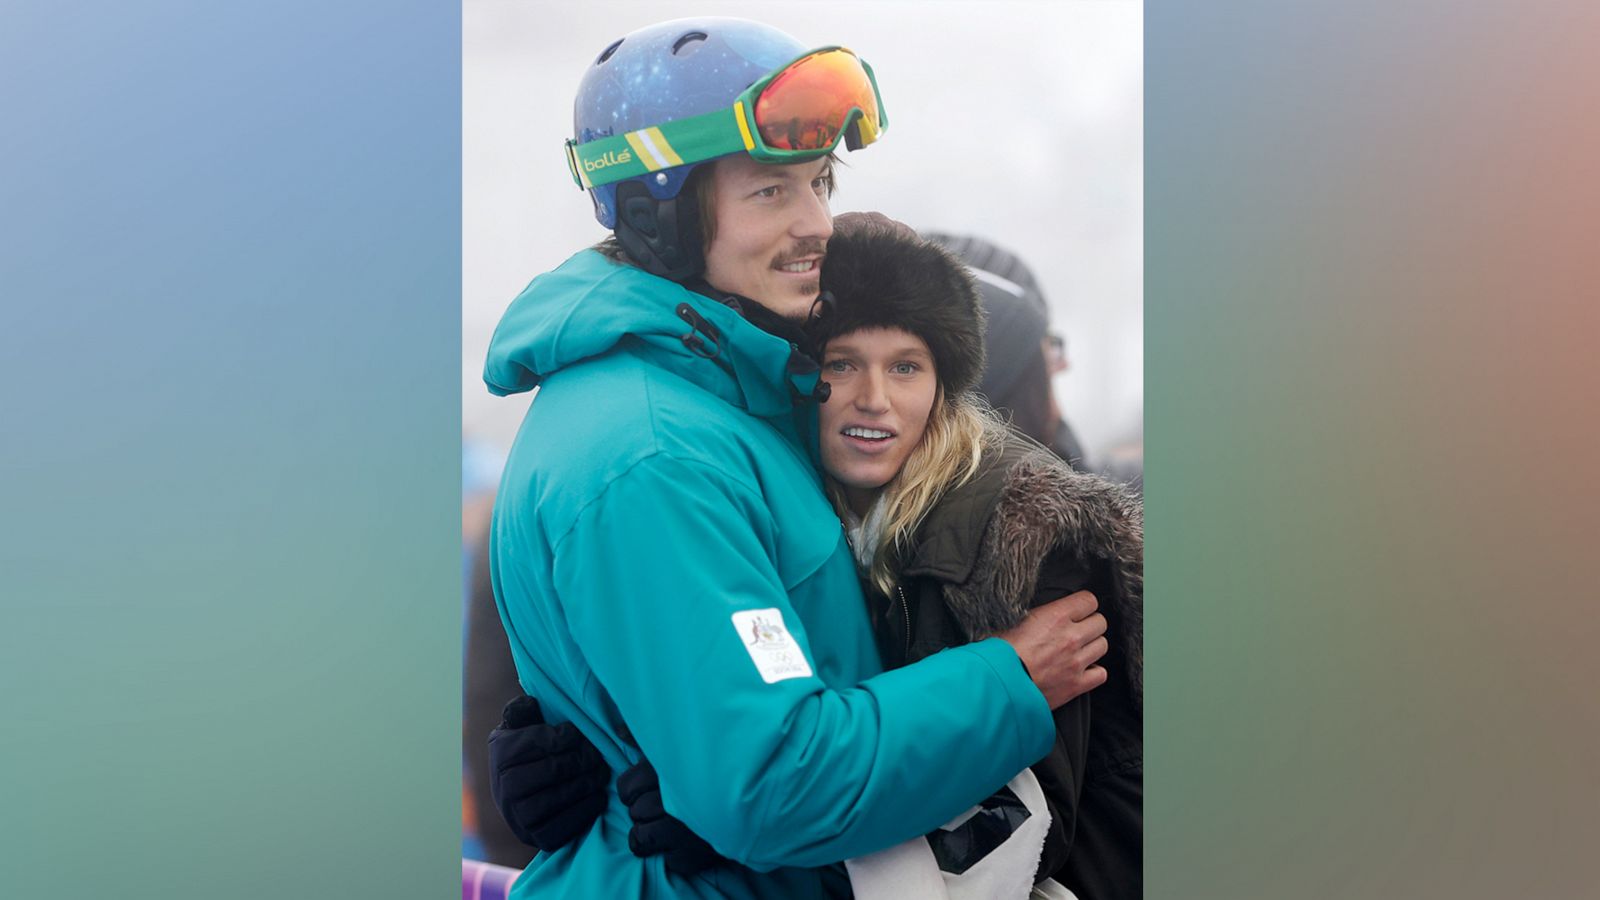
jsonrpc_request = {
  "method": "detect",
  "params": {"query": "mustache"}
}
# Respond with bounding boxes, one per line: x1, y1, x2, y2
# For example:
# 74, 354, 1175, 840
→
772, 241, 828, 267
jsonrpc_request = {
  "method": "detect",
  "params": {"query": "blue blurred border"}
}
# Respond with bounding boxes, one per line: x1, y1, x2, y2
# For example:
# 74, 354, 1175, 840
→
2, 3, 460, 897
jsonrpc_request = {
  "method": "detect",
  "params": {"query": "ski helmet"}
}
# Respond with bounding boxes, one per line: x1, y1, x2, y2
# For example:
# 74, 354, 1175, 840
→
568, 18, 884, 281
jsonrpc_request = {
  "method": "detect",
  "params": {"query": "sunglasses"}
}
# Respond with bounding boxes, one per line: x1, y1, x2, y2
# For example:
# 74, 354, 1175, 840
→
566, 46, 888, 190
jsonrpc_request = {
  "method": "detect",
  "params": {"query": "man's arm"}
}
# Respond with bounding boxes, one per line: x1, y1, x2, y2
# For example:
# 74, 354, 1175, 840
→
550, 453, 1056, 871
486, 592, 1109, 873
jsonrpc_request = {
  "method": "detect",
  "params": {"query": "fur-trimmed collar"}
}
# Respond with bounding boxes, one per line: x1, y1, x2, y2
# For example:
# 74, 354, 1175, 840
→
905, 438, 1144, 706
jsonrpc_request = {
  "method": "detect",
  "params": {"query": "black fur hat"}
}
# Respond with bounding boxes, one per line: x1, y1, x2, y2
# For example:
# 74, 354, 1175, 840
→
809, 212, 987, 398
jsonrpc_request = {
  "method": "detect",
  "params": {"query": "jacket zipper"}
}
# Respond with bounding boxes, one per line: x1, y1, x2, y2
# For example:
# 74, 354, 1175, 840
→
896, 585, 911, 660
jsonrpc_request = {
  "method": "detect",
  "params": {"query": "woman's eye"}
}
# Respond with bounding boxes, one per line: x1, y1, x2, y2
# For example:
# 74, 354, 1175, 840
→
825, 360, 851, 374
755, 185, 781, 198
892, 362, 919, 375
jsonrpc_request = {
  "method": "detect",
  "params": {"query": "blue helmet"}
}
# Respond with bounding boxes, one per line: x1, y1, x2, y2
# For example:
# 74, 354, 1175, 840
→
571, 18, 809, 280
574, 18, 808, 227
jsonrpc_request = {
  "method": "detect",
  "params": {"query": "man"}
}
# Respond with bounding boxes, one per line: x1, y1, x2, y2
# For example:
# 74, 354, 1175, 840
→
483, 18, 1107, 898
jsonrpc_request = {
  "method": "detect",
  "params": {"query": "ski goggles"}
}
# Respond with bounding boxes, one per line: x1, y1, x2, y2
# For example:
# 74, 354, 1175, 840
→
565, 46, 888, 190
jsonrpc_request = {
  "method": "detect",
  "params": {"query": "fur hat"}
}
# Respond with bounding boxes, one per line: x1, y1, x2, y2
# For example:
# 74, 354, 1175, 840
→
810, 212, 987, 398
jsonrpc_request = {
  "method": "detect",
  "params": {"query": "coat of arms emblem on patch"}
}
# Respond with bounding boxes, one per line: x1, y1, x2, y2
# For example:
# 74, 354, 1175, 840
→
730, 607, 814, 684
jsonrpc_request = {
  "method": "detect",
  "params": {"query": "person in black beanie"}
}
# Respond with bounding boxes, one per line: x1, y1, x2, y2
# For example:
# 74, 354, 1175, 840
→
924, 231, 1088, 470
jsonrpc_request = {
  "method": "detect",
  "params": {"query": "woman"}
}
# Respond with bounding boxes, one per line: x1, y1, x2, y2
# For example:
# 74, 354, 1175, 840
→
491, 214, 1142, 899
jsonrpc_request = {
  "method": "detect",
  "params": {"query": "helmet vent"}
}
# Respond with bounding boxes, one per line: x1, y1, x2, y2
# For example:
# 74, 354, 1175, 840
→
595, 38, 623, 65
671, 32, 708, 55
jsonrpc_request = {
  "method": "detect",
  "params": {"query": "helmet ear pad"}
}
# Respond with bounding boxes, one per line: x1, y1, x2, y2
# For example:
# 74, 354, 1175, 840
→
613, 179, 705, 283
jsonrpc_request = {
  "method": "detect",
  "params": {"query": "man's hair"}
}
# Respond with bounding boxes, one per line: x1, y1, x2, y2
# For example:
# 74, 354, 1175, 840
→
595, 156, 839, 266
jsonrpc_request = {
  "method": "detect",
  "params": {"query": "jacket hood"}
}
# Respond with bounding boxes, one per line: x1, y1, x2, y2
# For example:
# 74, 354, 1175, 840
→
483, 249, 817, 418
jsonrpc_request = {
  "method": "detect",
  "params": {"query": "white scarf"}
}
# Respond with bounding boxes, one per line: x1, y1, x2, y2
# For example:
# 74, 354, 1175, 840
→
844, 768, 1075, 900
843, 495, 892, 574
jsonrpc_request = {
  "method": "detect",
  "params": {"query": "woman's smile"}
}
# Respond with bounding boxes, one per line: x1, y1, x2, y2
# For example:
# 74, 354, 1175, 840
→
817, 326, 939, 514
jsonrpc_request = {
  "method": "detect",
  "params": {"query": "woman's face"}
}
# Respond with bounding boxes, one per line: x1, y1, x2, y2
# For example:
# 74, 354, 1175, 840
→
817, 327, 940, 513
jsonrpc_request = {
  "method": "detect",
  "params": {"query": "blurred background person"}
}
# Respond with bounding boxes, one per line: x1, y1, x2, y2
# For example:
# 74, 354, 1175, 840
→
927, 232, 1088, 469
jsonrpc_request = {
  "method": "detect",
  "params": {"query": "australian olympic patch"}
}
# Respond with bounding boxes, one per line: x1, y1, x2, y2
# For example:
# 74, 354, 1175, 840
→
730, 608, 814, 684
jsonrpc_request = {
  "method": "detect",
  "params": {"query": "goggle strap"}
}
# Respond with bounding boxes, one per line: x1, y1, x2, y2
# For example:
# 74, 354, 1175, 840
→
563, 140, 589, 189
566, 108, 748, 189
564, 47, 886, 190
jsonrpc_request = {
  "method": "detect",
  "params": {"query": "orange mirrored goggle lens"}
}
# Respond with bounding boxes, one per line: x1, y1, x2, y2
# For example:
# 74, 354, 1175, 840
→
753, 49, 882, 153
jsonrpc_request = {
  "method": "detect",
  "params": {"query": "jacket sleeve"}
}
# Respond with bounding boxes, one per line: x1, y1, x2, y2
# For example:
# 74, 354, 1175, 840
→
550, 453, 1056, 871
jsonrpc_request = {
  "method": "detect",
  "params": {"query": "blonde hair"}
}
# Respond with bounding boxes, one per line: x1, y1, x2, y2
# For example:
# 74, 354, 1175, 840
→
829, 390, 1010, 597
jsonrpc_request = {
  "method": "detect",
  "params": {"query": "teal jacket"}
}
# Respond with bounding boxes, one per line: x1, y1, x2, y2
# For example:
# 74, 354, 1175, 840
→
483, 249, 1054, 898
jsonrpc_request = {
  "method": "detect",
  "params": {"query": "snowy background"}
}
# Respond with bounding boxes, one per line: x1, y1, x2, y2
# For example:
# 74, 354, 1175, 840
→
464, 0, 1142, 464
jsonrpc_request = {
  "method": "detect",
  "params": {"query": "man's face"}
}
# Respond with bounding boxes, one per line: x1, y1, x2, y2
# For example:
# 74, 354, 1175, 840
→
701, 155, 834, 319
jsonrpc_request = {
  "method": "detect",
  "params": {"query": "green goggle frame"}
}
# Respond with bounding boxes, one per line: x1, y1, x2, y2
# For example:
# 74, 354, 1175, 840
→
564, 46, 888, 190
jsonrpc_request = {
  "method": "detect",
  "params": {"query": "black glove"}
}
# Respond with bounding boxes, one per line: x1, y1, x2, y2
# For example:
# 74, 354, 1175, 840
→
617, 759, 729, 876
488, 695, 610, 851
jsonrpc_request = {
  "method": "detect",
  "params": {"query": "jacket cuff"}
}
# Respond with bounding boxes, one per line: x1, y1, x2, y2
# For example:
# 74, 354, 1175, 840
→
960, 637, 1056, 764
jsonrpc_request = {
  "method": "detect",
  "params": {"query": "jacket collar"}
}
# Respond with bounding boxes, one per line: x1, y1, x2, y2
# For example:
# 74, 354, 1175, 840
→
898, 438, 1025, 584
912, 436, 1145, 707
